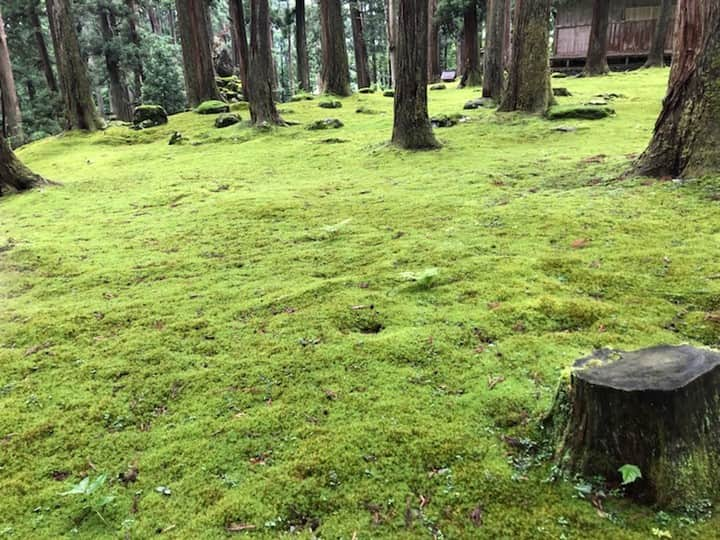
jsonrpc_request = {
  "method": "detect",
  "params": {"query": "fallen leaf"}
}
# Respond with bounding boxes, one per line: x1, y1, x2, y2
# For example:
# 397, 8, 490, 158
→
571, 238, 590, 249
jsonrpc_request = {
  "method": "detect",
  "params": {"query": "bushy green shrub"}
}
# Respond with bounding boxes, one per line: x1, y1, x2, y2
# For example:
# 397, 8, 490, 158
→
141, 34, 186, 114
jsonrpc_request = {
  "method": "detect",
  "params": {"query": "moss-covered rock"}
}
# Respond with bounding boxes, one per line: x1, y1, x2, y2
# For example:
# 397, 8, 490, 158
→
358, 87, 376, 94
215, 75, 243, 102
355, 106, 380, 115
553, 87, 572, 97
214, 113, 241, 128
547, 105, 615, 120
464, 98, 496, 110
132, 105, 168, 127
319, 100, 342, 109
430, 83, 447, 91
290, 93, 315, 102
430, 114, 464, 128
196, 100, 230, 115
307, 118, 344, 130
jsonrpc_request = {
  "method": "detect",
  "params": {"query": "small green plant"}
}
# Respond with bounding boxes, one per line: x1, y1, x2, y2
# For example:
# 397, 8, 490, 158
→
400, 268, 439, 290
619, 464, 642, 485
60, 474, 115, 526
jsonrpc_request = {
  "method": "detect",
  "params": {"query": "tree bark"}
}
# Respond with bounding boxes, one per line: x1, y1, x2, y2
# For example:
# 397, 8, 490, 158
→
634, 0, 718, 178
125, 0, 144, 101
583, 0, 610, 76
498, 0, 552, 113
319, 0, 352, 95
350, 1, 371, 89
483, 0, 506, 99
247, 0, 284, 125
0, 9, 23, 142
175, 0, 221, 107
46, 0, 101, 131
229, 0, 250, 97
98, 7, 133, 121
392, 0, 439, 150
148, 6, 161, 34
427, 0, 440, 82
459, 2, 482, 87
295, 0, 311, 92
385, 0, 397, 87
645, 0, 675, 68
0, 135, 45, 194
503, 0, 511, 68
29, 3, 58, 94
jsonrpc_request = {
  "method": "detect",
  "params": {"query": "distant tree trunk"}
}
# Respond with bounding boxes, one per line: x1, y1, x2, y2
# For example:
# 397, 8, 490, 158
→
503, 0, 511, 67
459, 2, 482, 87
46, 0, 101, 131
634, 0, 717, 178
483, 0, 506, 99
427, 0, 440, 82
125, 0, 144, 101
229, 0, 250, 97
498, 0, 552, 114
29, 3, 58, 94
385, 0, 397, 87
175, 0, 221, 107
247, 0, 284, 125
0, 135, 45, 194
295, 0, 310, 92
350, 1, 371, 89
646, 0, 675, 68
392, 0, 439, 150
98, 8, 133, 121
0, 9, 23, 142
319, 0, 352, 95
583, 0, 610, 75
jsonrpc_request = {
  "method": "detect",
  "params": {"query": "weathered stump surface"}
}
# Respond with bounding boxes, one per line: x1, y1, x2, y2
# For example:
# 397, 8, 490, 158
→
549, 345, 720, 507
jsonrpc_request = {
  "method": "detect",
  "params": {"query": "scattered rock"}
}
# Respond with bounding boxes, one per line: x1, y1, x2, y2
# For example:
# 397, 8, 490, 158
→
430, 114, 464, 128
547, 105, 615, 121
595, 92, 625, 100
358, 87, 375, 94
553, 125, 578, 133
132, 105, 168, 128
319, 100, 342, 109
463, 97, 496, 110
430, 83, 447, 91
214, 113, 241, 128
553, 87, 572, 97
214, 48, 235, 78
307, 118, 344, 130
356, 106, 380, 114
168, 131, 183, 145
383, 90, 395, 98
155, 486, 172, 496
196, 100, 230, 115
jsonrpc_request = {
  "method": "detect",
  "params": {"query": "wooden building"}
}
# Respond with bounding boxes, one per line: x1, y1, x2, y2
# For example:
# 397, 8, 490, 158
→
551, 0, 675, 70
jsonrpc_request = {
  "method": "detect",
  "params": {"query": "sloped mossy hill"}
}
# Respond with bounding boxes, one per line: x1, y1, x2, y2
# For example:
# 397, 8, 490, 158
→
3, 69, 720, 539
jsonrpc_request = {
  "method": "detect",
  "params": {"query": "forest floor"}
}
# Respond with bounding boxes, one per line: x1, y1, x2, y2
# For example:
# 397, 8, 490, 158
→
3, 68, 720, 539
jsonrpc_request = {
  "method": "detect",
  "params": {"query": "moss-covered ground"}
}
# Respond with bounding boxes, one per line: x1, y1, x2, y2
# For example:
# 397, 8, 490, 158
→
2, 68, 720, 538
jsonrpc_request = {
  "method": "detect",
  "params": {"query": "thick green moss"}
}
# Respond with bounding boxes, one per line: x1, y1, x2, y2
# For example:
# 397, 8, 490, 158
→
195, 100, 230, 115
547, 105, 615, 120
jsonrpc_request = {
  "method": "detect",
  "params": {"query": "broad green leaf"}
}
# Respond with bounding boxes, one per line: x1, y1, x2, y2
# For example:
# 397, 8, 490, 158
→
619, 464, 642, 485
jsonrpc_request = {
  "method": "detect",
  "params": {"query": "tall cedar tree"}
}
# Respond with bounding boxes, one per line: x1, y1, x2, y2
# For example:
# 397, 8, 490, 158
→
319, 0, 352, 95
98, 7, 133, 121
635, 0, 719, 177
29, 2, 58, 94
427, 0, 440, 82
350, 1, 371, 89
46, 0, 101, 131
459, 2, 482, 87
386, 0, 397, 87
499, 0, 552, 113
247, 0, 284, 125
295, 0, 310, 92
483, 0, 506, 99
176, 0, 221, 107
645, 0, 674, 68
583, 0, 610, 75
0, 134, 45, 194
125, 0, 144, 99
0, 8, 23, 141
392, 0, 439, 149
229, 0, 250, 96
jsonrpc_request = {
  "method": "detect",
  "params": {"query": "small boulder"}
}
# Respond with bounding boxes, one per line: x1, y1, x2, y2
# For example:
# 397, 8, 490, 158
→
196, 100, 230, 115
356, 106, 379, 114
383, 90, 395, 98
168, 131, 183, 145
133, 105, 168, 127
358, 87, 375, 94
463, 97, 496, 110
553, 87, 572, 97
430, 114, 461, 128
430, 83, 447, 91
307, 118, 344, 130
553, 125, 578, 133
319, 100, 342, 109
547, 105, 615, 121
215, 113, 241, 128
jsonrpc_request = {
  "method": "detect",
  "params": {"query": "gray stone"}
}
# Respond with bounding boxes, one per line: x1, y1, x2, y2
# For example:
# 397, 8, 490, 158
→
214, 113, 241, 128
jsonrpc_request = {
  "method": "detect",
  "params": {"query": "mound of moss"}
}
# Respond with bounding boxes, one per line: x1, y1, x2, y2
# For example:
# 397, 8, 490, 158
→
195, 100, 230, 115
307, 118, 344, 130
319, 100, 342, 109
132, 105, 168, 127
547, 105, 615, 120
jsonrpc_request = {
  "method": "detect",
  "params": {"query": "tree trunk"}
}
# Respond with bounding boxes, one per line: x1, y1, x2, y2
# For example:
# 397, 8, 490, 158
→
483, 0, 506, 99
459, 3, 482, 87
645, 0, 674, 67
350, 1, 371, 89
385, 0, 397, 87
0, 135, 45, 194
392, 0, 439, 150
547, 346, 720, 508
247, 0, 284, 125
29, 3, 58, 94
125, 0, 144, 101
175, 0, 221, 107
295, 0, 311, 92
634, 0, 718, 178
319, 0, 352, 95
229, 0, 250, 97
0, 9, 23, 142
147, 6, 161, 34
46, 0, 101, 131
427, 0, 440, 82
498, 0, 552, 114
583, 0, 610, 75
503, 0, 511, 68
98, 8, 133, 121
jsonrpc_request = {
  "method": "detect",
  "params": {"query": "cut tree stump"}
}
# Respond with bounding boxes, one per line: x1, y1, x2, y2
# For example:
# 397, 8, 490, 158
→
545, 345, 720, 508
